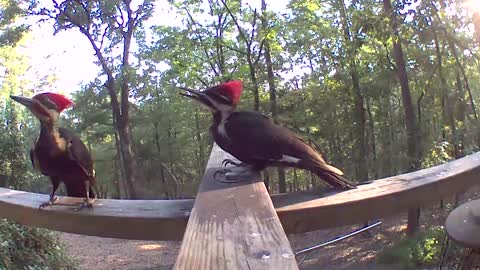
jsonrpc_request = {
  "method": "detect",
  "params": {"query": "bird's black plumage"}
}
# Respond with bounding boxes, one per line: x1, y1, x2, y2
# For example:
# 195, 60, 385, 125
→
11, 92, 96, 209
31, 127, 95, 199
179, 80, 355, 189
213, 111, 355, 189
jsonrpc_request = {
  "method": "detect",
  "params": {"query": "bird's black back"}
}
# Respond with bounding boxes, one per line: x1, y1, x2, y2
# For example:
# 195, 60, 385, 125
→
32, 127, 95, 197
212, 110, 355, 189
214, 111, 325, 167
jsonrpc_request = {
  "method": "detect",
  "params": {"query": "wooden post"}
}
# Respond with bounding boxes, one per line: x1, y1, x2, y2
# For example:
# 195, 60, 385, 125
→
174, 144, 298, 269
407, 207, 420, 237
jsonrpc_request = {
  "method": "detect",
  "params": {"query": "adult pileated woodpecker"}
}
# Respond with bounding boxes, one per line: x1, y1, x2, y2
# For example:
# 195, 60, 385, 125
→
179, 81, 356, 190
10, 93, 96, 209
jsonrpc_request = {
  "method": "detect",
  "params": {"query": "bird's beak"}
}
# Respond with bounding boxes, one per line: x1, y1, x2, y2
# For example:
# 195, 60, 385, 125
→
10, 95, 33, 108
178, 86, 202, 101
178, 86, 215, 110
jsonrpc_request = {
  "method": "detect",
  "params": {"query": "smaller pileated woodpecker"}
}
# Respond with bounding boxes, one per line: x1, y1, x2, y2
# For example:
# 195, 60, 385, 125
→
179, 81, 355, 190
10, 93, 96, 210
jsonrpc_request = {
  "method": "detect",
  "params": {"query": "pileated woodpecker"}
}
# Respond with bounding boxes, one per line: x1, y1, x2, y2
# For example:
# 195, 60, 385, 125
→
179, 81, 356, 190
10, 93, 96, 209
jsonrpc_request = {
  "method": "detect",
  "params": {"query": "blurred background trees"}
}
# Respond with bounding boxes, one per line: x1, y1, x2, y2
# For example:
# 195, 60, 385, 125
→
2, 0, 480, 198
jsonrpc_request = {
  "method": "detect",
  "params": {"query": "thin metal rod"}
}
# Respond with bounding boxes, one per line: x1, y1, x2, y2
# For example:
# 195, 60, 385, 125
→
295, 220, 382, 256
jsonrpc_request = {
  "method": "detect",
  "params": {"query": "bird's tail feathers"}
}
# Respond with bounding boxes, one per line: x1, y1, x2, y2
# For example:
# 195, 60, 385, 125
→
318, 171, 356, 190
305, 161, 356, 190
321, 163, 344, 176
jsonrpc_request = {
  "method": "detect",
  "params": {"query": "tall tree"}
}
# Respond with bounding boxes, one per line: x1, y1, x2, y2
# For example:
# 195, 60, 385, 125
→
337, 0, 368, 182
260, 0, 286, 193
383, 0, 421, 236
33, 0, 155, 198
222, 0, 265, 111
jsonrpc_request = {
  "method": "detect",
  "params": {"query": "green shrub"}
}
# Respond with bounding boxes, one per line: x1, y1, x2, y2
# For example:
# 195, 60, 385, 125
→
376, 226, 445, 269
0, 219, 77, 270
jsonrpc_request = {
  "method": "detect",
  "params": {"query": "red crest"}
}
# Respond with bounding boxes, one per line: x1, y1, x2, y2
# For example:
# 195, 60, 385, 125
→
215, 80, 243, 105
36, 92, 74, 112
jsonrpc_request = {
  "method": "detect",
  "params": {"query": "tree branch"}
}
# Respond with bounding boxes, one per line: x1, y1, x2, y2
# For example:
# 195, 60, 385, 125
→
185, 8, 219, 76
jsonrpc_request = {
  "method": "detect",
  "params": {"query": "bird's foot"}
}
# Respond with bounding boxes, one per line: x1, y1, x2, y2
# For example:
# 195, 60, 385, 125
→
38, 196, 59, 209
74, 198, 96, 212
214, 167, 255, 183
214, 168, 231, 180
222, 158, 247, 167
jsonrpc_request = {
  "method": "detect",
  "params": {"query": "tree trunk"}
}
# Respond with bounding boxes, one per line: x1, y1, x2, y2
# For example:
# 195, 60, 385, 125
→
434, 30, 448, 208
406, 207, 420, 236
433, 31, 449, 142
445, 33, 478, 121
338, 0, 368, 182
383, 0, 420, 171
454, 69, 466, 159
194, 110, 205, 173
44, 0, 141, 199
116, 112, 137, 198
261, 0, 286, 192
310, 172, 316, 191
366, 97, 378, 179
154, 122, 170, 199
265, 40, 286, 193
113, 112, 129, 198
293, 169, 298, 192
248, 57, 261, 112
383, 0, 421, 236
113, 156, 122, 199
222, 0, 261, 111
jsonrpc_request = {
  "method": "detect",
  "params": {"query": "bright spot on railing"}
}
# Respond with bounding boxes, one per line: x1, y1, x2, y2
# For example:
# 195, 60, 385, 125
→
138, 244, 163, 250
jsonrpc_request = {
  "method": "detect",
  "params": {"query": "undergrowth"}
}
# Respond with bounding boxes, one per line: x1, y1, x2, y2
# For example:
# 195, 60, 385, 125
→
376, 226, 445, 269
0, 219, 77, 270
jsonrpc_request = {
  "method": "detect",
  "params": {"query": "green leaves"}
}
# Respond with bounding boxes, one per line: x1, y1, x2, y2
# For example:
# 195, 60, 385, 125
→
0, 219, 78, 270
0, 0, 28, 47
0, 0, 478, 196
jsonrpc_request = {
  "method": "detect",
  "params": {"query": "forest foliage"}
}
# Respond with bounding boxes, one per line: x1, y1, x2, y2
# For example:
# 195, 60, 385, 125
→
0, 1, 77, 269
1, 0, 480, 200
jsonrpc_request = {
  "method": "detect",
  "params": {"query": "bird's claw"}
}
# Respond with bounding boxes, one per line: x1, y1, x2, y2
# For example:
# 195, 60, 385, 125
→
74, 199, 95, 212
222, 159, 237, 167
221, 159, 249, 167
214, 168, 254, 183
214, 168, 231, 179
38, 196, 58, 209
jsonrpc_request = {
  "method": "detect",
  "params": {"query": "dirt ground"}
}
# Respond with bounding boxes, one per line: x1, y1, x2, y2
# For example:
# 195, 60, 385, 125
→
57, 193, 469, 270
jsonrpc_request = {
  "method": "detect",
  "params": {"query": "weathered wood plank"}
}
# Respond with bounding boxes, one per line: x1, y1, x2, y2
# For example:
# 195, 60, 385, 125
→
0, 188, 192, 240
174, 144, 298, 270
0, 150, 479, 241
277, 152, 480, 233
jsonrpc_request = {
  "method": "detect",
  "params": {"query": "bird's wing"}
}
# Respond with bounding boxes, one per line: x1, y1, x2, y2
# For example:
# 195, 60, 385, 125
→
58, 128, 95, 181
225, 111, 343, 175
225, 111, 281, 160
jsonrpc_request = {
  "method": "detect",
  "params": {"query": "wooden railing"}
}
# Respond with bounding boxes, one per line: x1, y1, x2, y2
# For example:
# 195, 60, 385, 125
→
0, 144, 479, 268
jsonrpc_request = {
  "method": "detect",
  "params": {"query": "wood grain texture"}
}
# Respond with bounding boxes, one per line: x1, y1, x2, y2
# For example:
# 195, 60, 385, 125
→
174, 144, 298, 270
0, 150, 479, 241
0, 187, 192, 240
277, 152, 480, 233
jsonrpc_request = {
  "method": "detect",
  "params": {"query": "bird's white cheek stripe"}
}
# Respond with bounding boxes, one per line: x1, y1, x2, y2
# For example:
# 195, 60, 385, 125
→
218, 113, 228, 137
279, 155, 301, 164
218, 121, 227, 137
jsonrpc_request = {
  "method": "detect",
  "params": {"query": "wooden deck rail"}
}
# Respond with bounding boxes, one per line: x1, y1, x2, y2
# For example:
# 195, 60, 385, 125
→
0, 146, 479, 242
174, 144, 298, 269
